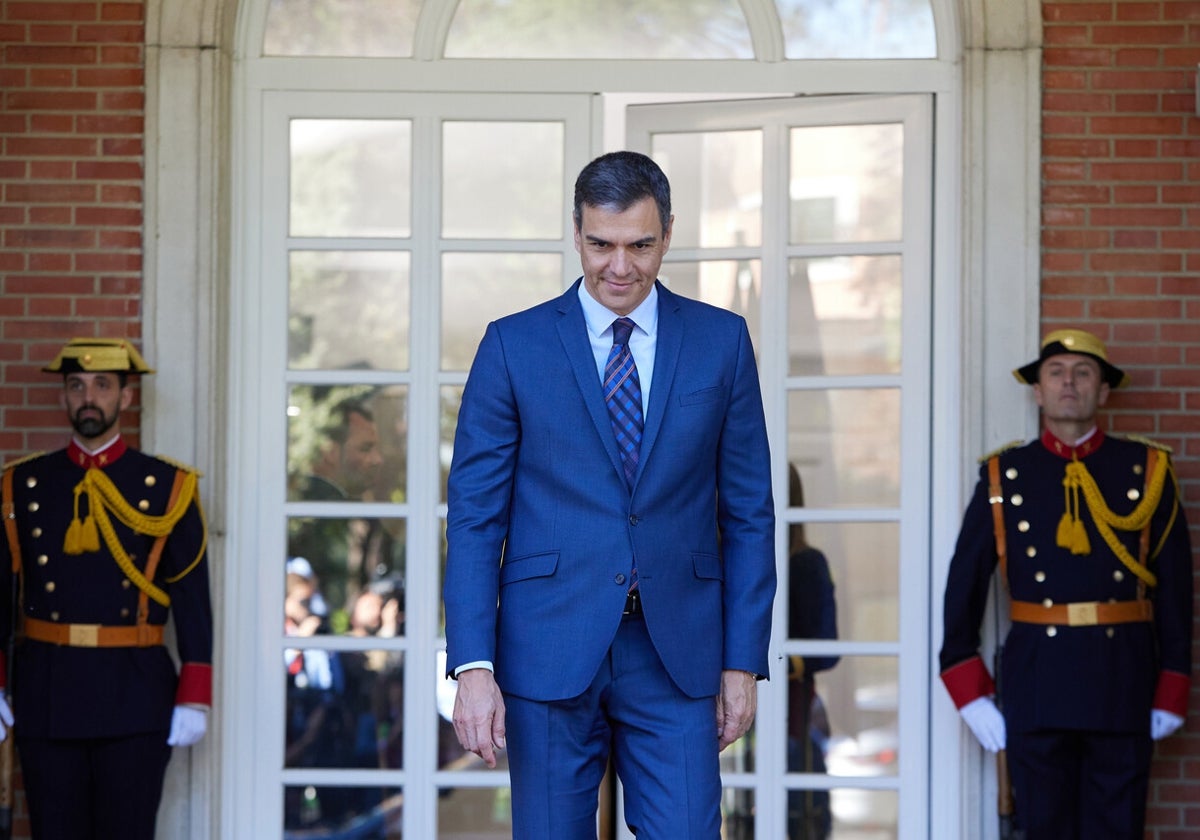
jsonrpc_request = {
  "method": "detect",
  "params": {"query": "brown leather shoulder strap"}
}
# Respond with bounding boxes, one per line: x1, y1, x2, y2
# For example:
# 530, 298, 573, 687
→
987, 456, 1008, 585
136, 468, 188, 629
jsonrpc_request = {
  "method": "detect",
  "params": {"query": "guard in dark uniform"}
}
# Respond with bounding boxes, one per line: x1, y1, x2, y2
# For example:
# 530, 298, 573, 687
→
0, 338, 213, 840
939, 329, 1192, 839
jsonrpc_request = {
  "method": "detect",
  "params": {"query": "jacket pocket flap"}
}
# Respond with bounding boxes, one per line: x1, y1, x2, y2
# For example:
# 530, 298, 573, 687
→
692, 552, 724, 581
500, 551, 559, 585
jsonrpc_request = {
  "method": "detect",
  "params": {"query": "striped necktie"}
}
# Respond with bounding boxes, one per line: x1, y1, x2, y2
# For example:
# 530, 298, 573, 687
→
604, 317, 643, 489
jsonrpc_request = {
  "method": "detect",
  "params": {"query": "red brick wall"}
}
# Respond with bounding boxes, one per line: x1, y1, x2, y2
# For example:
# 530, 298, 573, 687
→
1042, 1, 1200, 836
0, 0, 146, 470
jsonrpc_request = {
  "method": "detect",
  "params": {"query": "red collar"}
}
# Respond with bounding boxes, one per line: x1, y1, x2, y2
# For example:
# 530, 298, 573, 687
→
67, 437, 128, 469
1041, 427, 1104, 460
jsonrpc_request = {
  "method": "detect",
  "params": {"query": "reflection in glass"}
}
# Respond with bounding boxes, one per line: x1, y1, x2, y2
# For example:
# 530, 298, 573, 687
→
288, 385, 409, 504
787, 389, 900, 508
286, 518, 407, 634
779, 0, 935, 59
789, 123, 903, 244
721, 787, 755, 839
288, 251, 410, 371
445, 0, 752, 59
439, 386, 464, 505
806, 657, 898, 779
829, 788, 898, 838
283, 785, 403, 838
652, 131, 762, 249
284, 652, 404, 770
264, 0, 419, 57
442, 122, 564, 239
787, 520, 898, 644
441, 253, 563, 370
789, 255, 900, 376
661, 260, 761, 352
290, 119, 411, 238
437, 786, 512, 838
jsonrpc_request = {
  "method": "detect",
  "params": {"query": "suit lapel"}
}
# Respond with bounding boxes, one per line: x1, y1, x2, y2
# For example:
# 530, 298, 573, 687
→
555, 282, 628, 484
638, 282, 681, 485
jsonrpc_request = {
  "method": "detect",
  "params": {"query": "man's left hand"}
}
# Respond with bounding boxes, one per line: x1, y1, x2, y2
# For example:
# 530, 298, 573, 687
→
167, 705, 209, 747
715, 669, 757, 751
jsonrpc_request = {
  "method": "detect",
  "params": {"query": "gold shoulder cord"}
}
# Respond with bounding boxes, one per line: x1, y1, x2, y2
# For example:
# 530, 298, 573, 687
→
1058, 450, 1169, 587
64, 467, 201, 607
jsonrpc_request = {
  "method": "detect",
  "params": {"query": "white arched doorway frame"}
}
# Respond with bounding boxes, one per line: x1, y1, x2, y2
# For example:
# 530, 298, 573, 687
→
141, 1, 1043, 837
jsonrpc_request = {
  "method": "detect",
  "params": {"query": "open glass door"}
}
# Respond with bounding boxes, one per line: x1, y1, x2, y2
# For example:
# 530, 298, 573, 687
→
627, 94, 933, 840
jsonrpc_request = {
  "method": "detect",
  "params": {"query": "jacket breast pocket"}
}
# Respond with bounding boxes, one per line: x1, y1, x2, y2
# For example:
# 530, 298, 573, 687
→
692, 552, 724, 582
679, 385, 727, 407
499, 551, 559, 586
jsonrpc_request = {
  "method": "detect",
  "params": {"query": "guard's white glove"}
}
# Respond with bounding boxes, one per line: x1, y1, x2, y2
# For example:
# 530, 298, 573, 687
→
167, 705, 208, 747
1150, 709, 1184, 741
0, 696, 12, 743
959, 696, 1006, 752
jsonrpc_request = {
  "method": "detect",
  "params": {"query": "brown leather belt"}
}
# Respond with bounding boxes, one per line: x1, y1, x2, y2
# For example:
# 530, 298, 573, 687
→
22, 616, 165, 648
1010, 599, 1153, 627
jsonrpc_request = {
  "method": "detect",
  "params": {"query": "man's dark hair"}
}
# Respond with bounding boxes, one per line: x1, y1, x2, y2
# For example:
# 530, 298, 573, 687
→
573, 151, 671, 235
322, 400, 374, 445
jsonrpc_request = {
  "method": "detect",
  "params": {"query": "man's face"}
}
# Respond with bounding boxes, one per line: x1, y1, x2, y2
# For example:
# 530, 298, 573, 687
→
574, 197, 672, 316
1033, 353, 1109, 425
336, 410, 383, 497
61, 372, 131, 445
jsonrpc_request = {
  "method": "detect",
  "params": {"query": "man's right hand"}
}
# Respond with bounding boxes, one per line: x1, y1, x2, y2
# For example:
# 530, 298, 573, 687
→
452, 669, 506, 768
959, 696, 1006, 752
0, 696, 13, 743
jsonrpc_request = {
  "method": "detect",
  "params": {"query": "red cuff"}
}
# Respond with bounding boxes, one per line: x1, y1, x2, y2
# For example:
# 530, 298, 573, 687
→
940, 655, 995, 709
176, 662, 212, 708
1153, 670, 1190, 718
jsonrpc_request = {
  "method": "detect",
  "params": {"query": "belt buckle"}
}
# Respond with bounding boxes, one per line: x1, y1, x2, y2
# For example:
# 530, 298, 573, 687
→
623, 590, 641, 616
1067, 602, 1098, 626
68, 624, 101, 647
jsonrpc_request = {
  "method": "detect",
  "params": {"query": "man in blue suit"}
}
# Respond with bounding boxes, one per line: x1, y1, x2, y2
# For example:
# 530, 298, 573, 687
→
444, 151, 776, 838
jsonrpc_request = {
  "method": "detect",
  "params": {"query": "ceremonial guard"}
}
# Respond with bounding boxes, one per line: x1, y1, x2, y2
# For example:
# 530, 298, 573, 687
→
0, 338, 213, 840
939, 329, 1192, 839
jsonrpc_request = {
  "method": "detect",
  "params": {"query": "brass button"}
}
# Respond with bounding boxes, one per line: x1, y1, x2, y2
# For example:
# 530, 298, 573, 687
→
1127, 488, 1140, 501
37, 555, 48, 566
145, 475, 157, 487
121, 580, 131, 589
1026, 546, 1037, 558
50, 611, 59, 621
1005, 467, 1018, 480
1113, 570, 1124, 582
120, 608, 130, 618
1035, 571, 1046, 583
1133, 464, 1143, 475
1018, 521, 1030, 533
138, 499, 150, 511
31, 527, 42, 538
27, 502, 39, 513
1106, 628, 1115, 638
1010, 494, 1024, 506
1042, 598, 1053, 608
25, 476, 36, 489
44, 581, 55, 593
1046, 626, 1057, 637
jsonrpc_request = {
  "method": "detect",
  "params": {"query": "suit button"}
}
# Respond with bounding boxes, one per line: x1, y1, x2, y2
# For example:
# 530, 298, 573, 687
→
37, 555, 48, 566
615, 574, 626, 585
31, 527, 42, 538
628, 515, 639, 525
1046, 626, 1057, 637
44, 582, 55, 593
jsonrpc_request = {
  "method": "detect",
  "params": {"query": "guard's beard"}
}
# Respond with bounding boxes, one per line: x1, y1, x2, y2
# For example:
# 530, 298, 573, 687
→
71, 406, 117, 440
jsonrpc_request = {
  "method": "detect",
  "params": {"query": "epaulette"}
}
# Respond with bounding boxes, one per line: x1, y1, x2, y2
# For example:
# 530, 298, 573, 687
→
152, 453, 204, 478
977, 440, 1023, 464
1119, 433, 1173, 454
1, 451, 48, 472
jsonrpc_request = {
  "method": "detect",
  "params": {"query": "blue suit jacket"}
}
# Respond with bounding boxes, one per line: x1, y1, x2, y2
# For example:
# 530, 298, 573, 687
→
444, 280, 776, 702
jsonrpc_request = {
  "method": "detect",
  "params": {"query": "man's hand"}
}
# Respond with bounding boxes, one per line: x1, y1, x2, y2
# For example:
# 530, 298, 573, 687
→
1151, 709, 1184, 741
452, 669, 507, 768
715, 669, 757, 751
959, 696, 1006, 752
167, 705, 208, 747
0, 696, 12, 743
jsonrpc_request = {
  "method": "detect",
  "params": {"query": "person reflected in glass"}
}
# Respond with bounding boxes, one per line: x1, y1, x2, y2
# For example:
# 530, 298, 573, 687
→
786, 464, 839, 840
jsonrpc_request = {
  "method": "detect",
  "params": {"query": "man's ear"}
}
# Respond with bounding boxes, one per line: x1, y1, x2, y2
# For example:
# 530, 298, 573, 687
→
119, 384, 135, 412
